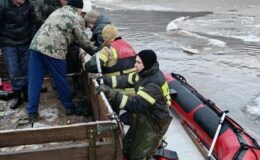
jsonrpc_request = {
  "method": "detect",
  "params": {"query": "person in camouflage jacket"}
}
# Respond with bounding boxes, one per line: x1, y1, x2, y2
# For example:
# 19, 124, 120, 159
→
30, 0, 82, 95
27, 0, 95, 120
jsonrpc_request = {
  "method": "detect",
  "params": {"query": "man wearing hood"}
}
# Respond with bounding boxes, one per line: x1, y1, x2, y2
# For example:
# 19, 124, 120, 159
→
97, 49, 172, 159
84, 10, 111, 49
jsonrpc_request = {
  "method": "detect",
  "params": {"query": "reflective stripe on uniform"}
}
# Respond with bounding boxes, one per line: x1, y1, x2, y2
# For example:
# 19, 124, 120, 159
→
135, 73, 139, 82
104, 71, 120, 76
111, 76, 117, 88
111, 47, 118, 59
138, 86, 144, 91
119, 95, 128, 109
137, 90, 156, 105
128, 72, 135, 85
123, 67, 136, 74
98, 53, 108, 63
162, 82, 172, 106
104, 68, 136, 76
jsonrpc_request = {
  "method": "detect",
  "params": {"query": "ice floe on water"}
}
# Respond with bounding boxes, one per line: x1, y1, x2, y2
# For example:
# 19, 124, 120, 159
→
172, 15, 260, 43
166, 20, 227, 54
242, 94, 260, 124
208, 39, 226, 47
166, 16, 190, 31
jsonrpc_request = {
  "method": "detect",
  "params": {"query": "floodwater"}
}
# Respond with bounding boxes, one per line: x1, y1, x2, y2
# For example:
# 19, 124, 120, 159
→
94, 0, 260, 142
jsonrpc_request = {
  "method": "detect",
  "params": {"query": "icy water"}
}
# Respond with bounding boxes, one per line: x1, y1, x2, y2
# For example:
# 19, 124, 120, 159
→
94, 1, 260, 142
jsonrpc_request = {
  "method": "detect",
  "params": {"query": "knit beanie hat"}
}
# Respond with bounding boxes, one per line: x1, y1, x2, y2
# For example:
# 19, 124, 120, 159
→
68, 0, 83, 9
138, 49, 157, 70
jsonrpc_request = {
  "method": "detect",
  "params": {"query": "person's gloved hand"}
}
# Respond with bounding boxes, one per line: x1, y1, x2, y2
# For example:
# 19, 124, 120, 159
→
79, 50, 86, 63
96, 84, 113, 99
88, 73, 102, 79
0, 49, 2, 57
93, 46, 99, 53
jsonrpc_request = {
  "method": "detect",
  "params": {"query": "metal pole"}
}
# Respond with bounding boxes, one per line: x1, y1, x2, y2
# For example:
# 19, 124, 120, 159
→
95, 53, 115, 118
96, 53, 104, 84
207, 110, 229, 160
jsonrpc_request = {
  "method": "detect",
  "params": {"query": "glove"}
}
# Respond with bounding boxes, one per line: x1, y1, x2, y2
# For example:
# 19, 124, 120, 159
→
88, 73, 102, 79
96, 84, 113, 99
93, 46, 99, 53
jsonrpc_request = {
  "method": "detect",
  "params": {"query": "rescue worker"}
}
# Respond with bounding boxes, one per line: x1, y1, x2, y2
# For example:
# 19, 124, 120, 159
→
0, 0, 37, 109
27, 0, 95, 120
97, 49, 172, 159
81, 24, 136, 77
84, 10, 111, 49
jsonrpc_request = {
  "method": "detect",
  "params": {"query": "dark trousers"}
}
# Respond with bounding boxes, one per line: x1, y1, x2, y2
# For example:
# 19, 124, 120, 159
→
2, 45, 29, 90
26, 50, 73, 114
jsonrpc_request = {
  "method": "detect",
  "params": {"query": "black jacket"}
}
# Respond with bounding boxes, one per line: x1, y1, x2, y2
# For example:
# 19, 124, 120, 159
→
105, 62, 172, 133
103, 63, 172, 159
105, 62, 171, 113
90, 15, 111, 50
0, 0, 37, 47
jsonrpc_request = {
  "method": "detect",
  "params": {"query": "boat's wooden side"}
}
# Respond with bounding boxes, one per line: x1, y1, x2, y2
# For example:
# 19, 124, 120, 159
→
0, 75, 123, 160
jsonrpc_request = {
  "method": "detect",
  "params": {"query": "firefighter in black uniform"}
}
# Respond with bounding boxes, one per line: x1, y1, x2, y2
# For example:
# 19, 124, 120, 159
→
97, 49, 172, 160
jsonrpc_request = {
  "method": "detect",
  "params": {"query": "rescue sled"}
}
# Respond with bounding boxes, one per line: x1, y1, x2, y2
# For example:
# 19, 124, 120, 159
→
165, 73, 260, 160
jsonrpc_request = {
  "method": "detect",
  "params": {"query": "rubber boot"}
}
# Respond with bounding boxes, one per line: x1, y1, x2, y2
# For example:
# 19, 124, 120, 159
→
66, 104, 76, 116
28, 112, 39, 121
10, 90, 23, 109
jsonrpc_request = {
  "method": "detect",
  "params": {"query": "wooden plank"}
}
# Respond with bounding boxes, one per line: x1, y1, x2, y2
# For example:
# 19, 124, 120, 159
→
0, 142, 117, 160
88, 80, 110, 121
0, 122, 117, 147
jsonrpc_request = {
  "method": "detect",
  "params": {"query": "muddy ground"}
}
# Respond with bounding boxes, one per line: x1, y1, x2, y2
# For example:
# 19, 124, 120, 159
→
0, 79, 91, 130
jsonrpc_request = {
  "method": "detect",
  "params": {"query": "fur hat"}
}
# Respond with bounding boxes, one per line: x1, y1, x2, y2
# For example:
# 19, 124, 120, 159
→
138, 49, 157, 70
84, 10, 100, 24
68, 0, 83, 9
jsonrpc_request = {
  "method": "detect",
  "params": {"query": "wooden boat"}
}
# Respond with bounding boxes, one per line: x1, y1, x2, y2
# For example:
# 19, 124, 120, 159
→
0, 57, 124, 160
